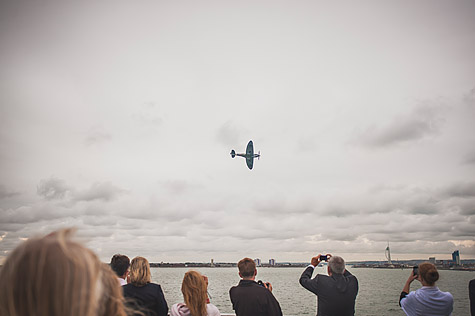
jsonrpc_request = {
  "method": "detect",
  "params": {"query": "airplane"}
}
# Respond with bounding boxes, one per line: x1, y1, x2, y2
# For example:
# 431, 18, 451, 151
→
230, 140, 260, 170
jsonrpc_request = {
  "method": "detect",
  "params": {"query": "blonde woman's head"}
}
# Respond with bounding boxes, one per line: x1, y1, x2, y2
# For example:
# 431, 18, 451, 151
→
0, 228, 125, 316
181, 270, 208, 316
418, 262, 439, 286
129, 256, 151, 286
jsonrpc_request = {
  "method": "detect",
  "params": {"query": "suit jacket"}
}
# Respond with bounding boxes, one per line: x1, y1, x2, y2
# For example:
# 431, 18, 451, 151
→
299, 266, 358, 316
229, 279, 283, 316
123, 283, 168, 316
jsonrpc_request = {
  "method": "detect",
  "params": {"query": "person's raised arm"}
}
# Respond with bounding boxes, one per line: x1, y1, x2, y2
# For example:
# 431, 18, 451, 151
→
299, 255, 321, 295
399, 271, 417, 306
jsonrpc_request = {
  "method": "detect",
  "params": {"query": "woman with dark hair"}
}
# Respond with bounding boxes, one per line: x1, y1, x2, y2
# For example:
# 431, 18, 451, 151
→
399, 262, 453, 316
123, 256, 168, 316
170, 270, 220, 316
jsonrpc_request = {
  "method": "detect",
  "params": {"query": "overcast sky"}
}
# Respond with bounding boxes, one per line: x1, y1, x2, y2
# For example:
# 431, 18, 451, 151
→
1, 0, 474, 264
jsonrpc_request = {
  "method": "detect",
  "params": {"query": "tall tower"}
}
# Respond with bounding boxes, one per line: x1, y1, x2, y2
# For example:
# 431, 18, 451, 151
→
385, 242, 392, 265
452, 250, 460, 266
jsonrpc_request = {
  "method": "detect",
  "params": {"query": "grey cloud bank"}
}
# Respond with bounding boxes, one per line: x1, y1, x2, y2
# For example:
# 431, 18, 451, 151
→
1, 0, 475, 263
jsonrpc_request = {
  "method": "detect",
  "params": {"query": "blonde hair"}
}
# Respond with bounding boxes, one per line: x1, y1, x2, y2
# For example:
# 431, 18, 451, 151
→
129, 256, 151, 286
181, 270, 208, 316
0, 228, 125, 316
419, 262, 439, 286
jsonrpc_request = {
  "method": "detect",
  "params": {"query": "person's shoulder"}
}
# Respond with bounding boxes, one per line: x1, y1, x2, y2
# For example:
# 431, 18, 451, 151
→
147, 282, 162, 289
206, 303, 221, 316
439, 289, 454, 300
122, 283, 134, 290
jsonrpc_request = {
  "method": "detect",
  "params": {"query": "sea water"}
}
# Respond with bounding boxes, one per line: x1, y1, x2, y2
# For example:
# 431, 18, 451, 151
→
152, 266, 474, 316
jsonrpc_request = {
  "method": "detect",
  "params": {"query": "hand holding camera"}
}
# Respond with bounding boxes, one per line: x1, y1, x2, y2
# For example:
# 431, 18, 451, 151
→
257, 280, 273, 292
311, 253, 332, 267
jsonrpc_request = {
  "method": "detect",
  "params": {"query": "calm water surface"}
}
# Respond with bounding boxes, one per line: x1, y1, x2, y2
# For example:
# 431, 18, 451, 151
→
151, 267, 473, 316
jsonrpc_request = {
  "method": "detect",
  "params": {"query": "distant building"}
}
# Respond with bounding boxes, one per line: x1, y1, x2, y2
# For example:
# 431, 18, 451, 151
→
429, 257, 436, 264
254, 258, 261, 267
452, 250, 460, 266
211, 259, 215, 267
269, 258, 275, 266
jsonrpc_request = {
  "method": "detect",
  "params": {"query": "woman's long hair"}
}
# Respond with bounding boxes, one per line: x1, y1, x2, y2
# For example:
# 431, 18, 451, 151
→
181, 270, 208, 316
0, 228, 126, 316
129, 256, 151, 287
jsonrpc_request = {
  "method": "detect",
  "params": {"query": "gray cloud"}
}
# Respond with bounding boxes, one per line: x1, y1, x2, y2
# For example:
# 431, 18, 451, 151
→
133, 102, 163, 128
463, 87, 475, 106
442, 181, 475, 198
462, 151, 475, 165
74, 182, 125, 202
216, 121, 243, 146
84, 127, 112, 146
355, 105, 445, 147
0, 185, 20, 199
37, 177, 71, 200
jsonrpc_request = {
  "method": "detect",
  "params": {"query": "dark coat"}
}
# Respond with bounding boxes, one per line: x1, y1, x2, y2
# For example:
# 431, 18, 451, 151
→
299, 266, 358, 316
229, 279, 283, 316
123, 283, 168, 316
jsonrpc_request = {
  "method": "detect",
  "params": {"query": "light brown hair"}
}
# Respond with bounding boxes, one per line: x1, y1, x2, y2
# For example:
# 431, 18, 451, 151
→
238, 257, 256, 278
129, 256, 151, 286
0, 228, 125, 316
98, 263, 129, 316
418, 262, 439, 286
181, 270, 207, 316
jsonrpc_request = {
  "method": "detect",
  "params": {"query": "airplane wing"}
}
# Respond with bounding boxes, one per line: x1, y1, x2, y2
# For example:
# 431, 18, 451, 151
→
246, 156, 254, 169
246, 140, 254, 169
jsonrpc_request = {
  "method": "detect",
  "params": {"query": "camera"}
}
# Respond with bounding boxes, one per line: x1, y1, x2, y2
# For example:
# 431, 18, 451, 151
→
320, 255, 328, 262
257, 280, 269, 288
412, 266, 418, 276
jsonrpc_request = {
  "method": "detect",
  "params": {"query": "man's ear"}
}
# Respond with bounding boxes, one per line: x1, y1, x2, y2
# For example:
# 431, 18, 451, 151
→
239, 272, 243, 278
327, 266, 332, 276
254, 269, 257, 277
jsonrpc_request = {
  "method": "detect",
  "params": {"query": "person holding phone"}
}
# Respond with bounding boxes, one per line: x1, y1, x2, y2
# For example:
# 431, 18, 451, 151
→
299, 253, 358, 316
399, 262, 453, 316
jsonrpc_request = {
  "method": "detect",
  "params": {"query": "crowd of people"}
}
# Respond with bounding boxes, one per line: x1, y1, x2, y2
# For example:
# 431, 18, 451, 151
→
0, 229, 473, 316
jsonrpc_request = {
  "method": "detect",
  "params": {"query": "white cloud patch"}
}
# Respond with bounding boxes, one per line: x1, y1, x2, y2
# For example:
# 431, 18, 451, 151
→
74, 182, 125, 202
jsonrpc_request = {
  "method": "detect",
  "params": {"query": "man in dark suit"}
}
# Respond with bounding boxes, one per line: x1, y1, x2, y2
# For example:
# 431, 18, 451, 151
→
300, 254, 358, 316
229, 257, 283, 316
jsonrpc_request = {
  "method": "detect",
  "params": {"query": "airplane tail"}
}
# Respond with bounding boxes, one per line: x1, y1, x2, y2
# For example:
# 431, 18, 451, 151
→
258, 151, 260, 160
230, 150, 236, 158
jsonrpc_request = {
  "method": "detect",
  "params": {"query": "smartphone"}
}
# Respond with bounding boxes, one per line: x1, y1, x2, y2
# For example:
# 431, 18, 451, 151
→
412, 266, 418, 276
320, 255, 328, 262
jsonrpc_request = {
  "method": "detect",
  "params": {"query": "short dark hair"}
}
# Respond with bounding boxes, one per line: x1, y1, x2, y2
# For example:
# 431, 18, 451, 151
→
110, 254, 130, 277
238, 258, 256, 278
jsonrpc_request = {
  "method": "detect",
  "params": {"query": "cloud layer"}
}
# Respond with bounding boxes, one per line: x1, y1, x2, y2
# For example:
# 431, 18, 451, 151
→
1, 0, 474, 263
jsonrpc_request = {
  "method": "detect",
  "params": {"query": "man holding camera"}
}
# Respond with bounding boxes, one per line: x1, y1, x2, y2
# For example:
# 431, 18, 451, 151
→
299, 254, 358, 316
229, 257, 283, 316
